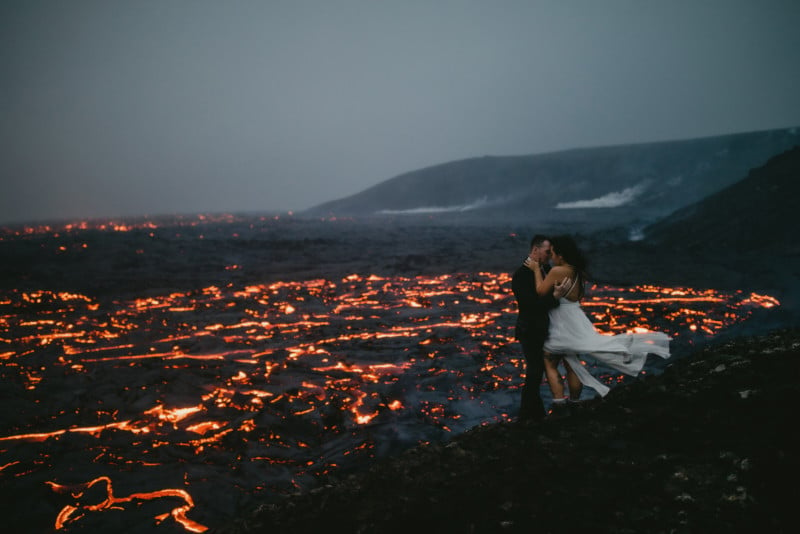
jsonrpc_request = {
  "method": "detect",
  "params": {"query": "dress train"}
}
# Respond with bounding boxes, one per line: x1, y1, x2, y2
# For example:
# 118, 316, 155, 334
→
544, 298, 671, 396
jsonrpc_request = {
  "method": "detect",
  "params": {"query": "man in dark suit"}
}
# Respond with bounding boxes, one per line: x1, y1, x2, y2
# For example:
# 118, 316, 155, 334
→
511, 235, 565, 421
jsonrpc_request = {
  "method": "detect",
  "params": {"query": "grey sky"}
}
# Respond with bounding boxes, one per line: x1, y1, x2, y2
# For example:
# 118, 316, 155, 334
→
2, 0, 799, 224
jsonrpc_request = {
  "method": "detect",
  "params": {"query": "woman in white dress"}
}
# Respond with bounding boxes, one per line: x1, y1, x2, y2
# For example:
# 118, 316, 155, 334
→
525, 235, 671, 401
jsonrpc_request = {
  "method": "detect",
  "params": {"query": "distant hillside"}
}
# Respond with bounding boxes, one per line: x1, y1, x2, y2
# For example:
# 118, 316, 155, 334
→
306, 128, 799, 228
584, 145, 800, 310
644, 145, 800, 252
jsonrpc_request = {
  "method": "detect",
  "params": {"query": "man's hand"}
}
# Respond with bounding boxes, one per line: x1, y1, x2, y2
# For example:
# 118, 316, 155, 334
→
553, 277, 571, 299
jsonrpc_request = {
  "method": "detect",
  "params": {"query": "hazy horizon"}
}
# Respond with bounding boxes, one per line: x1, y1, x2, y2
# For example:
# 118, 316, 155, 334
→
3, 0, 800, 225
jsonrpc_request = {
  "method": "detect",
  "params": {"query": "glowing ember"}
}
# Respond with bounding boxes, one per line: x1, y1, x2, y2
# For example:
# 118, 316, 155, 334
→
0, 213, 249, 240
0, 271, 779, 531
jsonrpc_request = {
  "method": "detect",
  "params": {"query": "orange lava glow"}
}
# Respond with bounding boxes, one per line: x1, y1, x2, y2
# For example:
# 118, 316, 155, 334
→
0, 270, 780, 531
47, 476, 207, 532
0, 213, 249, 240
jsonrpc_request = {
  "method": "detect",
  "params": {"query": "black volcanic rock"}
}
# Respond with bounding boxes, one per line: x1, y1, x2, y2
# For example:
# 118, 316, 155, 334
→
645, 145, 800, 253
306, 128, 800, 226
225, 329, 800, 534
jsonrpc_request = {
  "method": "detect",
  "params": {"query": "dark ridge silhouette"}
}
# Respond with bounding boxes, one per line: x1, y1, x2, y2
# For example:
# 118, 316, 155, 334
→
645, 145, 800, 252
584, 145, 800, 329
306, 127, 799, 226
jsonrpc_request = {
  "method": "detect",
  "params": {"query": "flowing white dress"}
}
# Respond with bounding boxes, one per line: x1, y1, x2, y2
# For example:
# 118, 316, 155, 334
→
544, 297, 671, 396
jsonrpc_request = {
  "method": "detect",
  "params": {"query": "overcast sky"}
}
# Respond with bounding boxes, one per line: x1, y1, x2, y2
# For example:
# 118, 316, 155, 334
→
2, 0, 799, 224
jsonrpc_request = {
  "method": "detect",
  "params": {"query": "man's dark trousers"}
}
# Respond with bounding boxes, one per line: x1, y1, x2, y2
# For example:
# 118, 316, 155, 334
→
517, 327, 547, 420
511, 263, 557, 421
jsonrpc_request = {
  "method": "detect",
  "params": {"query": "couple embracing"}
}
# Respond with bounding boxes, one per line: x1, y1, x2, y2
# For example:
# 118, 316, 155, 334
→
511, 234, 671, 421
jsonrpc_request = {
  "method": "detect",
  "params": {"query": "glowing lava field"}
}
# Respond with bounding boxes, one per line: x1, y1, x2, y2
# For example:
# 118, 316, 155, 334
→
0, 216, 780, 532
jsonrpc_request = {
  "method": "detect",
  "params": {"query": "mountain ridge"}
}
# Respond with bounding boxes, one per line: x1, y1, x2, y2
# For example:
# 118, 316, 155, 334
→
306, 127, 799, 229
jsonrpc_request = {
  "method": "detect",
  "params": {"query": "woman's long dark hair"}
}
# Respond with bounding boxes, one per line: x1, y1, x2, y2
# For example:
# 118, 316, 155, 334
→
550, 235, 589, 299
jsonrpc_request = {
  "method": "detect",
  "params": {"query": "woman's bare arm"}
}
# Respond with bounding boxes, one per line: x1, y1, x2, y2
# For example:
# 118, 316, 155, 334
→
536, 266, 572, 296
525, 259, 572, 296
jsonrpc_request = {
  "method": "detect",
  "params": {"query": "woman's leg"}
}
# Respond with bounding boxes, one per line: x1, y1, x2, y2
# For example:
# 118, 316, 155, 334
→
563, 357, 583, 400
543, 354, 564, 400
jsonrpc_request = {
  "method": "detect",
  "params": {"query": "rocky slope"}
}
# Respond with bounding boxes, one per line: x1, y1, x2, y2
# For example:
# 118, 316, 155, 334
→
591, 145, 800, 325
645, 145, 800, 252
224, 328, 800, 534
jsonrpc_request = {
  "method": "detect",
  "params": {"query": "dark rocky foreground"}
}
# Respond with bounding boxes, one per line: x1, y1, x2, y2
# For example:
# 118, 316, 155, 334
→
223, 328, 799, 534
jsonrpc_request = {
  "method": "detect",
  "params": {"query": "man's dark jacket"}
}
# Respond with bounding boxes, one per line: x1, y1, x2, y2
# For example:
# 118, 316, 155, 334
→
511, 264, 558, 341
